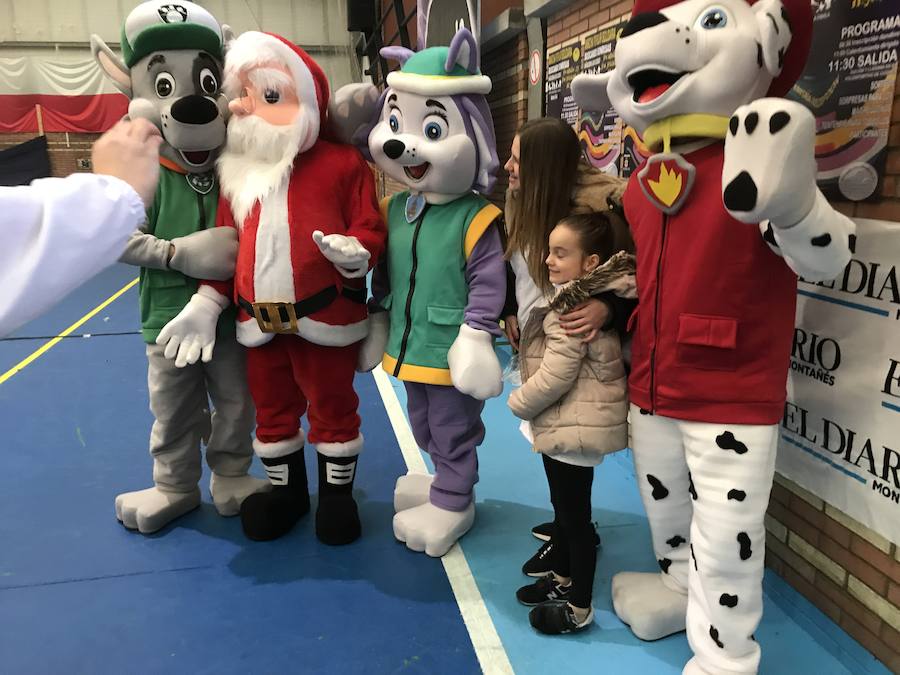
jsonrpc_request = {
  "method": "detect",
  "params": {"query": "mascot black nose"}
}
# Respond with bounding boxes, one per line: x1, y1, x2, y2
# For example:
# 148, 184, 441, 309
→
383, 139, 406, 159
170, 95, 219, 125
620, 12, 669, 38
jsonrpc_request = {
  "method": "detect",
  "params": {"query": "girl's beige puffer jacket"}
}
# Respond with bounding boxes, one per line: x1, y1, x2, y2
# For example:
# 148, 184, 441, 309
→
508, 252, 636, 461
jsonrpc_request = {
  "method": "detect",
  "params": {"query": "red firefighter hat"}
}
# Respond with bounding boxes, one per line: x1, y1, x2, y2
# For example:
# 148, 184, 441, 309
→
628, 0, 812, 97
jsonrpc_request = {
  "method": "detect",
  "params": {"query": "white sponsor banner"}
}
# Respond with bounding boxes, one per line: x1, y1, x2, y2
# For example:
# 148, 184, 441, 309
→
778, 217, 900, 545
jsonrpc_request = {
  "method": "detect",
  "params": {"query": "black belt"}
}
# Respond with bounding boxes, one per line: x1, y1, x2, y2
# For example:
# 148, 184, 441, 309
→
239, 285, 366, 334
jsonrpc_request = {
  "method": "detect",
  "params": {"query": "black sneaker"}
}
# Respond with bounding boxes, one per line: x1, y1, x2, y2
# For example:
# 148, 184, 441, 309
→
531, 521, 603, 548
529, 600, 594, 635
522, 539, 560, 578
516, 575, 571, 606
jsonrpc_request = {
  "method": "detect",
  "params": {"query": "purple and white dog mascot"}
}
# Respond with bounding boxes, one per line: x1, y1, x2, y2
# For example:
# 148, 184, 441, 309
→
338, 28, 506, 557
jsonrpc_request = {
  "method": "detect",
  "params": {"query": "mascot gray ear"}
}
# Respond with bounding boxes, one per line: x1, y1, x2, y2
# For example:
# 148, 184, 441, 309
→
572, 72, 612, 114
91, 34, 132, 98
222, 24, 237, 51
754, 0, 793, 79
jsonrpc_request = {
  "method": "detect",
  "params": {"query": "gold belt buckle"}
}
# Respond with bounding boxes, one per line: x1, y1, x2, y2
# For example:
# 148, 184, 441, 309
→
251, 302, 298, 334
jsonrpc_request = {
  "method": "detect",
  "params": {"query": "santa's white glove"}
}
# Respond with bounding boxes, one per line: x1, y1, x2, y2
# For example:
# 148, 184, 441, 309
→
312, 230, 370, 278
155, 289, 226, 368
357, 310, 389, 372
448, 324, 503, 400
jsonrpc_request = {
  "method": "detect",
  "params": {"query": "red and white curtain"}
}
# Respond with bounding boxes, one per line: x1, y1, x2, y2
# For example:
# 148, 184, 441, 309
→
0, 56, 127, 133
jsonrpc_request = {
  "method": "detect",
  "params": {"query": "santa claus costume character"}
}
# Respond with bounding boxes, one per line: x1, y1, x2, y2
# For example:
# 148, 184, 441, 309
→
572, 0, 855, 672
157, 31, 386, 545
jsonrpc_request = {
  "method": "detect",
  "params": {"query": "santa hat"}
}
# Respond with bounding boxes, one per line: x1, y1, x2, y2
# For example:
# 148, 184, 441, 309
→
224, 31, 330, 133
630, 0, 812, 97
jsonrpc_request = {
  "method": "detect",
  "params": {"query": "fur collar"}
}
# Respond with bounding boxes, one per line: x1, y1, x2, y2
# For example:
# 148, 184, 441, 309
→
549, 251, 637, 315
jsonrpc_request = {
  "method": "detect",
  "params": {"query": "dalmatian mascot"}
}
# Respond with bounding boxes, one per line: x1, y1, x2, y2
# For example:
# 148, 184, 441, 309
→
572, 0, 855, 672
335, 28, 506, 557
91, 1, 267, 535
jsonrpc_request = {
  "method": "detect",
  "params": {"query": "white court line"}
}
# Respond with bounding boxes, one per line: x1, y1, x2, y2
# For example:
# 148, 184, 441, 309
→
372, 368, 515, 675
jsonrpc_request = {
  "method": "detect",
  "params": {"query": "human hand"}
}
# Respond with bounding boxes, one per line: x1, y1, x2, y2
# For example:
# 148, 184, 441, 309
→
92, 119, 163, 208
559, 298, 609, 343
503, 314, 520, 351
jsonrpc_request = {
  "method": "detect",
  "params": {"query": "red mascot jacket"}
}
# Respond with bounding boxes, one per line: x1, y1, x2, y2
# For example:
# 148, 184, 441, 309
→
624, 142, 798, 425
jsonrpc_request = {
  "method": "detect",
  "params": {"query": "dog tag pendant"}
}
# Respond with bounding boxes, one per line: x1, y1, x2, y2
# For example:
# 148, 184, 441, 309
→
637, 153, 696, 215
406, 192, 426, 223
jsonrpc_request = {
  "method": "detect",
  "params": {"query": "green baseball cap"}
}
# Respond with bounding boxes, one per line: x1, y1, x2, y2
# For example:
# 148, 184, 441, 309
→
121, 1, 223, 68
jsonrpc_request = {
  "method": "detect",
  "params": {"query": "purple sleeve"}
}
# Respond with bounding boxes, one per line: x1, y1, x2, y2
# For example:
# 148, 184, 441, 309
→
464, 222, 506, 337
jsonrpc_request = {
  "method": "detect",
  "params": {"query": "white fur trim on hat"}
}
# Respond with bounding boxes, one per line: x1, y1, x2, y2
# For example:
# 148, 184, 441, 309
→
254, 431, 305, 459
224, 31, 321, 152
386, 71, 491, 96
315, 434, 364, 458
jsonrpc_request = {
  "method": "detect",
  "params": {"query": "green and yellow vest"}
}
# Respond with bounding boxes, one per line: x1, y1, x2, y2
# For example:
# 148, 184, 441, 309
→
139, 164, 235, 344
380, 191, 501, 385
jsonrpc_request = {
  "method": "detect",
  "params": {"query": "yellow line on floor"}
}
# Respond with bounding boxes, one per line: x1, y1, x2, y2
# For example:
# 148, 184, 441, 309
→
0, 278, 139, 386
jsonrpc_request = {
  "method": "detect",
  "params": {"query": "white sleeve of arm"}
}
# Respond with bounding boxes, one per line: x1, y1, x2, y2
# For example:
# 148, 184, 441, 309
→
764, 189, 856, 282
0, 173, 145, 337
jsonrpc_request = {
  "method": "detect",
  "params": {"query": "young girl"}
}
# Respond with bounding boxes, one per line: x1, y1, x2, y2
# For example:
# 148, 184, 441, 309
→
503, 117, 632, 575
508, 212, 635, 634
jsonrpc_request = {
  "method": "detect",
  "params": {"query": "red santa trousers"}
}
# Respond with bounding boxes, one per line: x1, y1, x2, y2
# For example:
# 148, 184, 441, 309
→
246, 334, 361, 448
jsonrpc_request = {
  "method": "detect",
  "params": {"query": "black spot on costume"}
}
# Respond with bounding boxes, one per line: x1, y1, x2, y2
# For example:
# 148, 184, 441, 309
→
727, 489, 747, 502
716, 431, 748, 455
710, 625, 724, 648
659, 558, 673, 574
647, 474, 670, 500
738, 532, 752, 560
688, 472, 698, 500
720, 593, 739, 608
667, 535, 687, 548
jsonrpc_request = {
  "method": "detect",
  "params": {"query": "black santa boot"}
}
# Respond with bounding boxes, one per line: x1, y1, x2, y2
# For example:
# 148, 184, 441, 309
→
240, 449, 310, 541
315, 452, 361, 545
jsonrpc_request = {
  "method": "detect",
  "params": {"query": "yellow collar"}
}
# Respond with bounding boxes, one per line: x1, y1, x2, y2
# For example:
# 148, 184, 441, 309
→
643, 114, 731, 153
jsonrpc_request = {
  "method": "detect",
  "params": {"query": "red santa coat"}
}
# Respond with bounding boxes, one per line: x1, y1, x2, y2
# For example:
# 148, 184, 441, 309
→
624, 142, 798, 425
206, 140, 385, 348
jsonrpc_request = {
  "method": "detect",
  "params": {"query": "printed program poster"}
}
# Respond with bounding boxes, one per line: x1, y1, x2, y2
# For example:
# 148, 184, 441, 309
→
788, 0, 899, 201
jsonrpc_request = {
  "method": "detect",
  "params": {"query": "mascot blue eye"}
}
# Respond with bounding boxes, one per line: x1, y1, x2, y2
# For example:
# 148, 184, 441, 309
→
424, 122, 443, 140
700, 9, 727, 28
389, 114, 400, 133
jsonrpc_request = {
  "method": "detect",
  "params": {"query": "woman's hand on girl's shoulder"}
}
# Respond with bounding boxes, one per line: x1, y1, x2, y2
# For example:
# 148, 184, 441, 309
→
559, 298, 609, 343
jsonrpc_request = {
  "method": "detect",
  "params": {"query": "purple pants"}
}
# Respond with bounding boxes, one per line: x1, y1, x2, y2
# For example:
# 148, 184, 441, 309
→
404, 382, 485, 511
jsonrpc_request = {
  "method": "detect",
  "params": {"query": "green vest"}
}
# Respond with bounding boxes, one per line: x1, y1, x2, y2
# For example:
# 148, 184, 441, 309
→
381, 191, 501, 384
139, 166, 236, 344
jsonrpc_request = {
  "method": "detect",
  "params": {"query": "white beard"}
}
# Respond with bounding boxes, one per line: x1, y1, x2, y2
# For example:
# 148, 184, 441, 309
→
217, 113, 316, 225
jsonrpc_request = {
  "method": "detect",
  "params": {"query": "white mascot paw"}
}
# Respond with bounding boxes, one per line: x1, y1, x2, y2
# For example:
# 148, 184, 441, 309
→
447, 324, 503, 400
393, 500, 475, 557
393, 472, 434, 512
357, 310, 389, 372
722, 98, 818, 228
329, 82, 380, 146
682, 657, 715, 675
312, 230, 370, 278
209, 473, 271, 517
612, 571, 688, 641
156, 291, 224, 368
115, 486, 201, 534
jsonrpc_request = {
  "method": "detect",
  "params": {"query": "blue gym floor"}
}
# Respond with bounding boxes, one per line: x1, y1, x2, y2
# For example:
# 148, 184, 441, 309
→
0, 264, 891, 674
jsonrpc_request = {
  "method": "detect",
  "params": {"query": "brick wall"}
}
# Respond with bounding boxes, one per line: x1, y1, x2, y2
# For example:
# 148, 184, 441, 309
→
482, 31, 528, 205
1, 132, 99, 179
544, 0, 900, 671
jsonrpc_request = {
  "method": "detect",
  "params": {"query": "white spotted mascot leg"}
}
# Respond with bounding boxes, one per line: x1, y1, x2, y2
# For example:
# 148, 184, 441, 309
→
615, 404, 691, 640
681, 421, 778, 675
